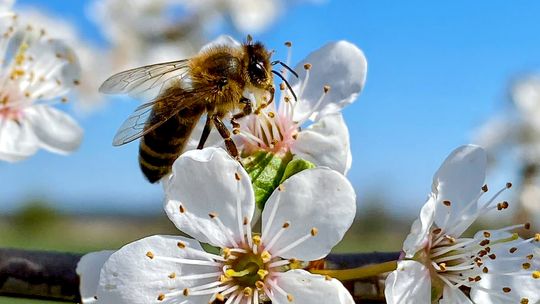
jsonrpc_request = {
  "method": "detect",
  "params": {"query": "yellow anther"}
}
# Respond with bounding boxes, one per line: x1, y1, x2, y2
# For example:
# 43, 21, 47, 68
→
311, 228, 318, 236
168, 272, 176, 279
532, 271, 540, 279
146, 251, 154, 259
287, 294, 294, 302
216, 293, 225, 301
177, 241, 186, 249
261, 251, 272, 263
257, 269, 269, 280
183, 288, 189, 296
157, 294, 165, 301
255, 281, 265, 290
289, 259, 303, 270
252, 235, 261, 245
243, 287, 253, 297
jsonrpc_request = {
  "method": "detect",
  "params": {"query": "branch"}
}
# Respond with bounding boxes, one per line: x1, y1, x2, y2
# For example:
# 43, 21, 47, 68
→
0, 248, 399, 303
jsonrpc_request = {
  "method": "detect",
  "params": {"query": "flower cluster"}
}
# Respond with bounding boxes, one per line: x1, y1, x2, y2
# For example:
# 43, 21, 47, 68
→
385, 145, 540, 304
0, 1, 82, 162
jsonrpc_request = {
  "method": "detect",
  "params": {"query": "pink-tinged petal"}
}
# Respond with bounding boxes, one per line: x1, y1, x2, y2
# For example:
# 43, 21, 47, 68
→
291, 41, 367, 121
432, 145, 486, 235
261, 167, 355, 261
439, 285, 473, 304
0, 118, 38, 162
164, 147, 255, 248
402, 196, 436, 258
77, 251, 114, 304
384, 260, 431, 304
291, 113, 351, 174
25, 105, 83, 154
270, 269, 354, 304
97, 235, 219, 304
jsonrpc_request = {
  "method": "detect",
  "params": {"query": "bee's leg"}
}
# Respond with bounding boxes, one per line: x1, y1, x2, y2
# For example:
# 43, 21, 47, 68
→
231, 97, 253, 132
253, 86, 275, 114
212, 115, 239, 159
197, 114, 213, 149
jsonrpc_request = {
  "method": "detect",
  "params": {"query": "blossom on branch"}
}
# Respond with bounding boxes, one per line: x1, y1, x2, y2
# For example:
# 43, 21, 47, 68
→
91, 147, 356, 303
385, 145, 540, 304
0, 6, 83, 162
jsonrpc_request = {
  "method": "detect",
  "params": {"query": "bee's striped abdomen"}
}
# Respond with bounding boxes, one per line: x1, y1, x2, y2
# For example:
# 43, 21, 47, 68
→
139, 106, 203, 183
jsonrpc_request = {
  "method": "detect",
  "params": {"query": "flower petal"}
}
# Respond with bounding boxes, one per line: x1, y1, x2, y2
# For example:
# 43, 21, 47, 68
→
77, 251, 114, 304
440, 285, 473, 304
402, 195, 436, 257
291, 113, 351, 174
291, 41, 367, 121
384, 260, 431, 304
25, 105, 83, 154
470, 272, 540, 304
270, 269, 354, 304
432, 145, 487, 235
261, 167, 355, 261
97, 235, 220, 304
164, 147, 255, 248
0, 118, 38, 162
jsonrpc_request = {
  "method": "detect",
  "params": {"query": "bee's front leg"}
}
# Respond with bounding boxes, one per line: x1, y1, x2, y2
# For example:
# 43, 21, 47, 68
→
230, 97, 253, 133
197, 114, 213, 149
212, 115, 239, 159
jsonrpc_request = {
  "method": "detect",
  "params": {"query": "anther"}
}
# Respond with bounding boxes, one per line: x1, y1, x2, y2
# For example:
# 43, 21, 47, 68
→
524, 223, 531, 230
482, 184, 489, 192
303, 63, 312, 70
522, 263, 531, 270
168, 272, 176, 279
282, 221, 291, 228
157, 294, 165, 301
146, 251, 154, 259
243, 287, 253, 297
209, 212, 218, 219
216, 293, 225, 301
261, 251, 272, 263
483, 267, 489, 273
287, 294, 294, 302
325, 275, 332, 281
506, 182, 513, 188
479, 239, 490, 246
521, 298, 529, 304
280, 83, 286, 90
268, 111, 275, 118
179, 205, 186, 213
311, 228, 318, 236
252, 235, 261, 245
432, 228, 442, 235
442, 200, 451, 206
534, 233, 540, 242
73, 80, 80, 85
533, 271, 540, 279
243, 217, 249, 225
278, 184, 285, 191
509, 247, 518, 254
285, 41, 292, 47
527, 254, 534, 260
488, 254, 496, 260
438, 263, 447, 272
235, 172, 241, 181
183, 288, 190, 296
256, 281, 265, 290
483, 231, 491, 238
233, 129, 240, 135
502, 287, 511, 293
257, 269, 269, 279
323, 85, 330, 93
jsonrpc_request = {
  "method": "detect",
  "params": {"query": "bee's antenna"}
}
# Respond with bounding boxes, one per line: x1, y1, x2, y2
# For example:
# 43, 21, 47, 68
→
271, 60, 298, 78
272, 70, 298, 101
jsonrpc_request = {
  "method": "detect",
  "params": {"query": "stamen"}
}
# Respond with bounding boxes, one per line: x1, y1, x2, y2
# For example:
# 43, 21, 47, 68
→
154, 256, 222, 267
264, 221, 290, 253
273, 230, 317, 257
210, 213, 239, 248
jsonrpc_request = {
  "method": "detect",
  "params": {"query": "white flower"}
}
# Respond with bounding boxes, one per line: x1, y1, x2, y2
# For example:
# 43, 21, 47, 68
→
385, 145, 540, 304
77, 251, 114, 304
94, 147, 356, 303
0, 12, 83, 162
187, 37, 366, 175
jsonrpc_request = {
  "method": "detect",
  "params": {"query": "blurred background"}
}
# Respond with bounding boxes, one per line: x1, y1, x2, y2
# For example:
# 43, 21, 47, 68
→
2, 1, 540, 302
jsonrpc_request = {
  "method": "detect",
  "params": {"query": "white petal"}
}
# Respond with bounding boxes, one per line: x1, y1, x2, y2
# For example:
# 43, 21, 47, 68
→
384, 261, 431, 304
470, 273, 540, 304
77, 251, 114, 304
97, 235, 219, 304
199, 35, 242, 53
291, 113, 351, 174
25, 105, 83, 154
164, 147, 255, 247
402, 196, 436, 258
432, 145, 486, 235
271, 269, 354, 304
0, 118, 38, 162
439, 285, 472, 304
261, 167, 355, 261
291, 41, 367, 121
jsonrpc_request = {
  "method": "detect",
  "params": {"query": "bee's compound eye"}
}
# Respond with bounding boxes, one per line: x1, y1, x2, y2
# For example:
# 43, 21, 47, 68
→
249, 61, 267, 84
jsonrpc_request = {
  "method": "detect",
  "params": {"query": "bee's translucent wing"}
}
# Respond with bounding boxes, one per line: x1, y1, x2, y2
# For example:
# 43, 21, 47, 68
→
99, 59, 191, 98
112, 85, 214, 146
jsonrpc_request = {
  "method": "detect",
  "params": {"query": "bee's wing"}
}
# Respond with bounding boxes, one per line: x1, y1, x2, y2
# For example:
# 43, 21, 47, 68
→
112, 85, 214, 146
99, 59, 191, 98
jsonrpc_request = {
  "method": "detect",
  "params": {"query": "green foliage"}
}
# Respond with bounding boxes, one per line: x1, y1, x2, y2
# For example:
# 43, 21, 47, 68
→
12, 200, 60, 232
243, 152, 315, 210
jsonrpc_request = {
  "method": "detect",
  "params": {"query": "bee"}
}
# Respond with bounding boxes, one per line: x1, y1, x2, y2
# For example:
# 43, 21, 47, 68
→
100, 36, 297, 183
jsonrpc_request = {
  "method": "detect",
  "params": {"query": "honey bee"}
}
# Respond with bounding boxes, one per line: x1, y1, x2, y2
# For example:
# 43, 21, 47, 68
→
100, 37, 297, 183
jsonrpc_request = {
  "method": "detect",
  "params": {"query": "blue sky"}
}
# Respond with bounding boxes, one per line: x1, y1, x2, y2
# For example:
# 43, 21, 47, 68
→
1, 0, 539, 215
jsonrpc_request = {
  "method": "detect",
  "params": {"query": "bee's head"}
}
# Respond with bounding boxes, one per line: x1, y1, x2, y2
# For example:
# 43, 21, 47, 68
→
244, 40, 273, 89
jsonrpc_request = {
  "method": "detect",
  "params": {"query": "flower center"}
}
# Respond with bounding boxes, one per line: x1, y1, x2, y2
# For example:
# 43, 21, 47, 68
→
225, 250, 267, 287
